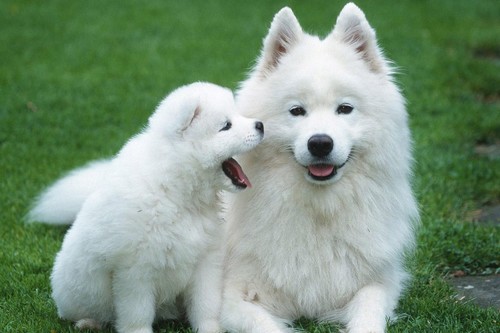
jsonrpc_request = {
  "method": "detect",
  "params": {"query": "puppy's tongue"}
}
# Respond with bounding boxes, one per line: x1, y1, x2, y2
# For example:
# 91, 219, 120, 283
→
222, 158, 251, 189
308, 164, 335, 177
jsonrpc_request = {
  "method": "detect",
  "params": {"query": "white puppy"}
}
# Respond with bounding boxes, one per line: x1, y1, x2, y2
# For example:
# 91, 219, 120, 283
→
220, 3, 418, 333
30, 82, 264, 333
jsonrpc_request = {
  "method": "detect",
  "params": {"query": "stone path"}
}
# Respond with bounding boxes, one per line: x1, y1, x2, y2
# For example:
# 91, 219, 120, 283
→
449, 203, 500, 311
468, 205, 500, 226
449, 275, 500, 310
447, 141, 500, 310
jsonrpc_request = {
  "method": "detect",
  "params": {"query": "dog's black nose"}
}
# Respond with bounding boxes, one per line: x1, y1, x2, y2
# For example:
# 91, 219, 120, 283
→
255, 121, 264, 134
308, 134, 333, 157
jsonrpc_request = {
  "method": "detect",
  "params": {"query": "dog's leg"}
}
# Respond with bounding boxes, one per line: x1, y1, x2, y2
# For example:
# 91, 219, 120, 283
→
112, 269, 156, 333
185, 248, 223, 333
220, 284, 292, 333
344, 283, 395, 333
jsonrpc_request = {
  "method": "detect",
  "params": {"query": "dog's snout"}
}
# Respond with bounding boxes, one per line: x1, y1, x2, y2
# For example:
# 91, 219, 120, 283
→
255, 121, 264, 134
308, 134, 333, 157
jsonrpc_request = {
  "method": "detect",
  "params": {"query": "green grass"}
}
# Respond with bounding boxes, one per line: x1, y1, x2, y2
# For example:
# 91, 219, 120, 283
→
1, 0, 499, 332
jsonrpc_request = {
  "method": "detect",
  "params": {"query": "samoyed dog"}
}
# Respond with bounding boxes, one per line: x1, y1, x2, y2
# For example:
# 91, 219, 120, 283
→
220, 3, 418, 333
28, 82, 264, 333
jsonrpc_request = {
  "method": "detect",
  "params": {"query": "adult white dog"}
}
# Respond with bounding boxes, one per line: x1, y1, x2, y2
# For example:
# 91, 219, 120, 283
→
220, 3, 418, 333
29, 82, 264, 333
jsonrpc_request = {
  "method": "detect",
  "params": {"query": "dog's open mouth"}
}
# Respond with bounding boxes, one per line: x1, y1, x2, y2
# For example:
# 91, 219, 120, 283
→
307, 161, 347, 181
308, 164, 337, 181
222, 158, 251, 189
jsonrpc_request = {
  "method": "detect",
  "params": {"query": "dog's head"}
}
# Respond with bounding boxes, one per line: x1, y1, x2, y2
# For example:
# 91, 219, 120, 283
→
148, 82, 264, 191
237, 3, 410, 186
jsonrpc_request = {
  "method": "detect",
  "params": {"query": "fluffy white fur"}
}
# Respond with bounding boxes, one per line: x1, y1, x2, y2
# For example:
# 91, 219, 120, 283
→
220, 3, 419, 333
29, 82, 264, 333
28, 160, 111, 224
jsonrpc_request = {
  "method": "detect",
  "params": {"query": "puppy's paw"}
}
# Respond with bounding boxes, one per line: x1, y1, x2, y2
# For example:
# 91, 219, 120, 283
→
126, 328, 153, 333
243, 282, 259, 302
75, 318, 102, 331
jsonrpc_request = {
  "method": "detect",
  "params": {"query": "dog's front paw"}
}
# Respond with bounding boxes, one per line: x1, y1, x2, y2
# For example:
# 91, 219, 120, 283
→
346, 329, 384, 333
195, 319, 222, 333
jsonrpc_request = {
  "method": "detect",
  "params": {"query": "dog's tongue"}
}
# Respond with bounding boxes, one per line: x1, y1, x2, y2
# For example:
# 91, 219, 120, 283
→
222, 158, 252, 189
308, 164, 335, 177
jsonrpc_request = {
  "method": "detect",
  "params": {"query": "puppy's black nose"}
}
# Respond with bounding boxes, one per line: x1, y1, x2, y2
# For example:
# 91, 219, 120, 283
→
308, 134, 333, 157
255, 121, 264, 134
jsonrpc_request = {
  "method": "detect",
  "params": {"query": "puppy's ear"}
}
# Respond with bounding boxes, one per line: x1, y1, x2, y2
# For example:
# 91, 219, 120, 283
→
255, 7, 302, 77
329, 3, 389, 74
178, 105, 201, 132
148, 89, 202, 136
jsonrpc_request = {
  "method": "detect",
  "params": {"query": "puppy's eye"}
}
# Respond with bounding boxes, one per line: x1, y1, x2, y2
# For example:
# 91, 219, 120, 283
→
219, 121, 232, 131
289, 106, 306, 116
336, 103, 354, 115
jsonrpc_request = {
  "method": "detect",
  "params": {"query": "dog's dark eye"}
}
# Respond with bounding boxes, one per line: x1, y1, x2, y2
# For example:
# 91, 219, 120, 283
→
336, 103, 354, 115
220, 121, 232, 131
289, 106, 306, 116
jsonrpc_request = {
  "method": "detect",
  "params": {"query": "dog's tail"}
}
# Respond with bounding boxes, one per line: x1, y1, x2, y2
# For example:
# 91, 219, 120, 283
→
27, 159, 111, 224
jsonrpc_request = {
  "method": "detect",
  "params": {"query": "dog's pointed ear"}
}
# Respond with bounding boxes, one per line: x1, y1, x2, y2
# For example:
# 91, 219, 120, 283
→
255, 7, 302, 77
329, 3, 389, 74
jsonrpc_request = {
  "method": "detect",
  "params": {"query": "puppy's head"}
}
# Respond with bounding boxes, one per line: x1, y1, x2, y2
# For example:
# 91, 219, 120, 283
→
149, 82, 264, 191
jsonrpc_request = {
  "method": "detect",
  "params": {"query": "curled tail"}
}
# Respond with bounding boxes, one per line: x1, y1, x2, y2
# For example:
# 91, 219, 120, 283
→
27, 159, 112, 224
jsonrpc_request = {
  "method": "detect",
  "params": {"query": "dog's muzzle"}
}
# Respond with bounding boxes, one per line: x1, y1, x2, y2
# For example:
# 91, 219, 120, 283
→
304, 134, 348, 182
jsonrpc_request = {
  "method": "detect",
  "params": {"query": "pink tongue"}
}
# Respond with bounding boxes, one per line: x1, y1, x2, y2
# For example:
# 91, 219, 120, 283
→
308, 164, 335, 177
224, 158, 252, 188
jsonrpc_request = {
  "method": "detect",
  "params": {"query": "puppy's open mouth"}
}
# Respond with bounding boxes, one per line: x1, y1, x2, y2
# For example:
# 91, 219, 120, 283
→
222, 158, 251, 189
307, 161, 347, 181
